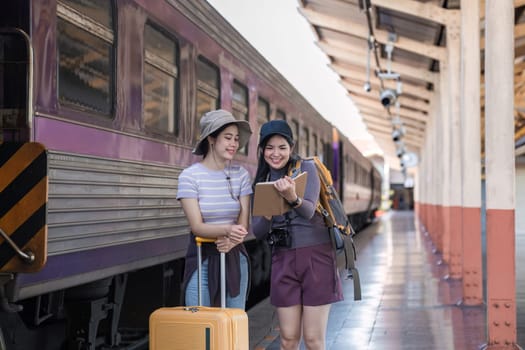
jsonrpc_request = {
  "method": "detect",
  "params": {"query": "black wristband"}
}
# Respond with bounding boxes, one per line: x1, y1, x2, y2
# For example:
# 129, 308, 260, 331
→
288, 197, 301, 207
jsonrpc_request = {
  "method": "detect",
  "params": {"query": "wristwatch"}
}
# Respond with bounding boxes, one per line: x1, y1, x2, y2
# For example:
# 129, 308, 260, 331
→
288, 196, 302, 208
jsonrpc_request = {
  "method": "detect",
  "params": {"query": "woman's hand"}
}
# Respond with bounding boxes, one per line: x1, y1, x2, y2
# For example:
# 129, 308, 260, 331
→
228, 224, 248, 245
216, 236, 233, 253
273, 176, 297, 203
215, 224, 247, 253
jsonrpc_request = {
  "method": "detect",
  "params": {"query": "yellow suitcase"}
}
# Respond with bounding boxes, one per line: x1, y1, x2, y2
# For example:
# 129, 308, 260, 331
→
149, 237, 249, 350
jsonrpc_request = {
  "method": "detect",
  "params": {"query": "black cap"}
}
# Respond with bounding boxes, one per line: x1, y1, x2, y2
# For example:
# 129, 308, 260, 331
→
259, 120, 294, 147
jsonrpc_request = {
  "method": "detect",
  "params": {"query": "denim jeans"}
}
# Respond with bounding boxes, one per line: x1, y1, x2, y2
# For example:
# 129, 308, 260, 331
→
185, 253, 248, 309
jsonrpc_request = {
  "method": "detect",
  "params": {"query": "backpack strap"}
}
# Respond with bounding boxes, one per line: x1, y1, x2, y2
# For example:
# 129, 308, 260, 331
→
344, 238, 361, 300
289, 157, 328, 218
288, 158, 302, 178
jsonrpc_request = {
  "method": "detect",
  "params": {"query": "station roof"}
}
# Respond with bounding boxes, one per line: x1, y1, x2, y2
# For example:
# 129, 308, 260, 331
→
298, 0, 525, 167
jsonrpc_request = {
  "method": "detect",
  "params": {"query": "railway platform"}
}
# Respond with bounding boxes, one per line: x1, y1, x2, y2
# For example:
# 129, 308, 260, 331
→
249, 210, 525, 350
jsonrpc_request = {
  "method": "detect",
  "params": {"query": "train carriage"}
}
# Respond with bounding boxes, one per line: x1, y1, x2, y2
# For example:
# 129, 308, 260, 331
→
0, 0, 381, 349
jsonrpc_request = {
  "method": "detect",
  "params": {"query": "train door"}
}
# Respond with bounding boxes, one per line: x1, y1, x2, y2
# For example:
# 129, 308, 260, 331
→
338, 140, 345, 199
322, 135, 344, 198
0, 28, 32, 142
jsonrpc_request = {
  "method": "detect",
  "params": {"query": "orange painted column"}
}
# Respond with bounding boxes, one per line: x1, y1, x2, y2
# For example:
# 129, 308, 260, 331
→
484, 0, 519, 348
429, 88, 442, 253
444, 15, 463, 279
418, 119, 432, 236
438, 63, 450, 263
459, 0, 482, 305
423, 83, 436, 248
419, 93, 435, 242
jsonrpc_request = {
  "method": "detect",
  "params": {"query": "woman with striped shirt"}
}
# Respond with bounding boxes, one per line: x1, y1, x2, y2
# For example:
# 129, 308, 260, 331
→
176, 109, 253, 309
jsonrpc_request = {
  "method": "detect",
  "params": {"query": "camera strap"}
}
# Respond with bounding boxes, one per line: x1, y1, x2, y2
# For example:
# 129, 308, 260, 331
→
269, 213, 291, 232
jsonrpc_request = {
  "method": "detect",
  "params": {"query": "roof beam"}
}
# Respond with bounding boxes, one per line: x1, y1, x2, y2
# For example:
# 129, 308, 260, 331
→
362, 113, 424, 139
349, 93, 429, 123
339, 73, 433, 100
366, 124, 423, 147
359, 107, 426, 130
299, 7, 446, 61
371, 0, 459, 26
370, 129, 421, 148
341, 80, 430, 113
318, 41, 439, 84
361, 113, 425, 137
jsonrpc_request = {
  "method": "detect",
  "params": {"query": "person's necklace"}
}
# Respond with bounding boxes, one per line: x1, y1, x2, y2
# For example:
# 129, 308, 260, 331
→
211, 149, 236, 201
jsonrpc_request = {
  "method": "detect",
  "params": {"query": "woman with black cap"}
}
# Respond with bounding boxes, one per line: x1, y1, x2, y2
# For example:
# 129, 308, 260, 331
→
176, 109, 253, 309
252, 119, 343, 350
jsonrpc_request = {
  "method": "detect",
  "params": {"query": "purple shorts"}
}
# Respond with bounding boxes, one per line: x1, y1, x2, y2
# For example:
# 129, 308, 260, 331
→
270, 243, 344, 307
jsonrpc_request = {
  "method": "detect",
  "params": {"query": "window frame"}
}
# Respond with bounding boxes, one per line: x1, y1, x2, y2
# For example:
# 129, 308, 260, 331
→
142, 21, 180, 137
56, 0, 116, 118
195, 55, 221, 142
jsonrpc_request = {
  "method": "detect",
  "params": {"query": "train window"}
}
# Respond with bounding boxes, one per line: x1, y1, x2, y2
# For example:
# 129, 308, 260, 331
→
348, 160, 353, 181
232, 80, 249, 155
143, 24, 179, 134
257, 98, 270, 123
276, 109, 286, 120
196, 56, 220, 140
312, 134, 318, 156
59, 0, 113, 26
319, 138, 325, 162
301, 127, 309, 156
291, 119, 299, 154
57, 0, 115, 116
257, 97, 270, 144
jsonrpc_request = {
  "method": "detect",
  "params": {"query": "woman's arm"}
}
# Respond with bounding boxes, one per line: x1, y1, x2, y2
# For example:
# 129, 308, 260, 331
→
226, 194, 251, 246
237, 194, 250, 229
180, 198, 244, 238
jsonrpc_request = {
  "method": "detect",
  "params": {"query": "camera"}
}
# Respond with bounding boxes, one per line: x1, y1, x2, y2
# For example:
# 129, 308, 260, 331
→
380, 88, 397, 107
363, 81, 371, 92
392, 129, 403, 142
267, 228, 291, 248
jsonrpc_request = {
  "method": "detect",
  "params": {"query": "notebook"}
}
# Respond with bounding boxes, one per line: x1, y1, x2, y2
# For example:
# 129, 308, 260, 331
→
252, 171, 307, 216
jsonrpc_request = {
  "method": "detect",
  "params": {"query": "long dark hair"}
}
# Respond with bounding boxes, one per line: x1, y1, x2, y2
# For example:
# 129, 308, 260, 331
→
252, 135, 300, 189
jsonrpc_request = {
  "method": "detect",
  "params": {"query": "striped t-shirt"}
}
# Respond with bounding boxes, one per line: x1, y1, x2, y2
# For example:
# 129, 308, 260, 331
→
176, 162, 252, 224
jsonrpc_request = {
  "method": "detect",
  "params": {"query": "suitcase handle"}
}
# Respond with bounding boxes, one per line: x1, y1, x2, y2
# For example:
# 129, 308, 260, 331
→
195, 237, 216, 245
195, 236, 226, 308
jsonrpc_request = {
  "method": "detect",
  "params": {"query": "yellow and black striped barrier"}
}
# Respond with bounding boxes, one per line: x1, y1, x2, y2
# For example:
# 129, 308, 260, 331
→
0, 142, 48, 273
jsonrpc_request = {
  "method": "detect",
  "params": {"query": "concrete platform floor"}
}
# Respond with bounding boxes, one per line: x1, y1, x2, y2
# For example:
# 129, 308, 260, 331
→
248, 210, 525, 350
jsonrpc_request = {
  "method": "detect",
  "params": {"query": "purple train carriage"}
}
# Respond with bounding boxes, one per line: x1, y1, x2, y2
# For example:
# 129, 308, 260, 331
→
0, 0, 381, 348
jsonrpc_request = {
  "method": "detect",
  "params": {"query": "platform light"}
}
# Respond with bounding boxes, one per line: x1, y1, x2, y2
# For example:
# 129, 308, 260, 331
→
392, 128, 405, 143
401, 152, 419, 168
381, 88, 398, 107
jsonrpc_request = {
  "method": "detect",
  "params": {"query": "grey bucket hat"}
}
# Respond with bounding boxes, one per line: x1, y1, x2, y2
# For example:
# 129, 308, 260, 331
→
192, 109, 252, 155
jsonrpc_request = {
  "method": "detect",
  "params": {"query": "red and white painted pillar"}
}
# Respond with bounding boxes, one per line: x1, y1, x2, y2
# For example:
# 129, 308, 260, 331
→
445, 11, 463, 279
459, 0, 482, 306
439, 58, 451, 262
484, 0, 518, 348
